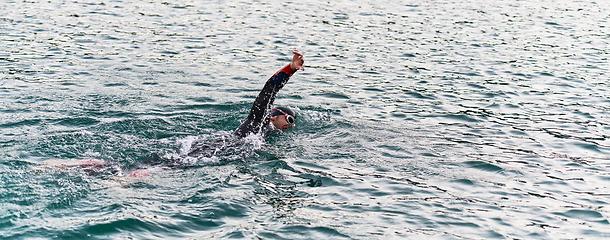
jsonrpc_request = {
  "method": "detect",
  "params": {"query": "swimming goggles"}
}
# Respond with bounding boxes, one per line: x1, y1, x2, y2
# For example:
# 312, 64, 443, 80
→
273, 108, 295, 125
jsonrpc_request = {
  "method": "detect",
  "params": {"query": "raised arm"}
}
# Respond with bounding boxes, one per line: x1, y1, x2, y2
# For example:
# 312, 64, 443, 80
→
233, 50, 305, 138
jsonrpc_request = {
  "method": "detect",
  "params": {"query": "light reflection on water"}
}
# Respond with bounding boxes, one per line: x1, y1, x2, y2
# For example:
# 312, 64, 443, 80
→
1, 0, 609, 239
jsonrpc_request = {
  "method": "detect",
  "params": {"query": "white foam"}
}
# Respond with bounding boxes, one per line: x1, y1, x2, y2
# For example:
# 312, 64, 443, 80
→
243, 132, 265, 151
163, 131, 265, 166
293, 107, 330, 124
176, 135, 201, 155
84, 149, 101, 157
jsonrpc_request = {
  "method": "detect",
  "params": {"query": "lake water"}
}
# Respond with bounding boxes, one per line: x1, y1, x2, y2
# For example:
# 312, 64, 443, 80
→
1, 0, 609, 239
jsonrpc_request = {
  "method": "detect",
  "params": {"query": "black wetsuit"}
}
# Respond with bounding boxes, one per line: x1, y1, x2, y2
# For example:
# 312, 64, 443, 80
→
233, 64, 297, 138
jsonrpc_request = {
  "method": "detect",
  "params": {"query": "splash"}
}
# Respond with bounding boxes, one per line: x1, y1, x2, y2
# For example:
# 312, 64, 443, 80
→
162, 131, 267, 167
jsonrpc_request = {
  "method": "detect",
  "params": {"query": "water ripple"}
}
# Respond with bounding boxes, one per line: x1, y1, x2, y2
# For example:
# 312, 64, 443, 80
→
1, 0, 610, 239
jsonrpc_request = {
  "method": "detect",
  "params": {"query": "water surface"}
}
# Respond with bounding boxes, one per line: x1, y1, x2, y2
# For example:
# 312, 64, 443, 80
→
1, 0, 609, 239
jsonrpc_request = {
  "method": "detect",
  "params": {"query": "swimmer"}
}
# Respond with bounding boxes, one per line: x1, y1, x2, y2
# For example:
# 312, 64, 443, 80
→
41, 49, 306, 178
233, 49, 304, 138
188, 49, 304, 157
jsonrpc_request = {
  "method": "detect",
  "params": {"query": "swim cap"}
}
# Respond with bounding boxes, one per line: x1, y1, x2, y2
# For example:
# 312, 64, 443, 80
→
271, 106, 295, 118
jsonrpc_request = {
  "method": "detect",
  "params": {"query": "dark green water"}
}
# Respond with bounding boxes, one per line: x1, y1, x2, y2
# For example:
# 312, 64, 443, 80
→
1, 0, 609, 239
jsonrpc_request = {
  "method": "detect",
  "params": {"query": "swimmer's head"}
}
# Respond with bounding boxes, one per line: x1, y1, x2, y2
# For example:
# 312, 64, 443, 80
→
270, 106, 296, 131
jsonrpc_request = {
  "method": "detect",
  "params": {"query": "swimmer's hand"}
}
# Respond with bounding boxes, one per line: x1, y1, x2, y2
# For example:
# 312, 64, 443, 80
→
290, 49, 305, 72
